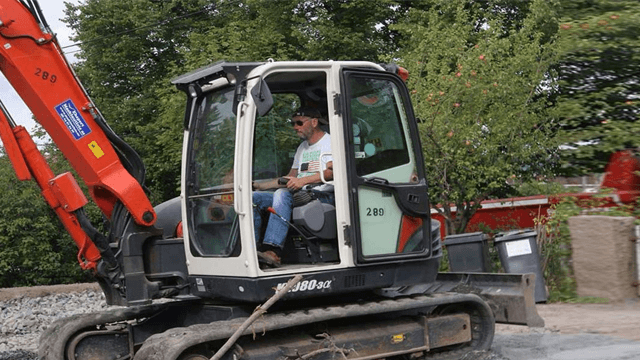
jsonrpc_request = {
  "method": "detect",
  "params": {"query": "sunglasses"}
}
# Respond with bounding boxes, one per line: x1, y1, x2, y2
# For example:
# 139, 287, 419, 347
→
291, 118, 311, 127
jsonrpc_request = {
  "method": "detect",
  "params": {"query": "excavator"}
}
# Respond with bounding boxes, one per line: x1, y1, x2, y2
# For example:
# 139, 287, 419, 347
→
0, 1, 543, 359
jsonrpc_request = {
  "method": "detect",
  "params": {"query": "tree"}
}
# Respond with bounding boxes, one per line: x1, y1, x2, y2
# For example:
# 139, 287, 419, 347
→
64, 0, 412, 203
553, 0, 640, 175
395, 0, 559, 234
64, 0, 216, 202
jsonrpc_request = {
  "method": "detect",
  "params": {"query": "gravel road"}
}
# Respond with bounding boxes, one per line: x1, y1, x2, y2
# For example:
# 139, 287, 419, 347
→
0, 283, 113, 360
1, 284, 639, 360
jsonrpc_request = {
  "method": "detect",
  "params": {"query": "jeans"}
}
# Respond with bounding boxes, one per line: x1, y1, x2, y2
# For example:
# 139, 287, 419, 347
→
253, 189, 293, 249
253, 189, 335, 249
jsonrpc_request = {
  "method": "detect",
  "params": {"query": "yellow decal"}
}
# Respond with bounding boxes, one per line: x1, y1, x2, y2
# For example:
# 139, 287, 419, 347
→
213, 194, 234, 204
391, 334, 405, 344
88, 141, 105, 159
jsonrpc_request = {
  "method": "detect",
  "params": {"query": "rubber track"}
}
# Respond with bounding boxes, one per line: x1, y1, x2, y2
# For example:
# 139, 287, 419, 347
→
134, 292, 495, 360
38, 303, 170, 360
424, 302, 495, 360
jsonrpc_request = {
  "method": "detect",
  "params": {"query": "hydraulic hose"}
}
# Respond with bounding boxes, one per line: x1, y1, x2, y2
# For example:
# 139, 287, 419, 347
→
75, 208, 119, 271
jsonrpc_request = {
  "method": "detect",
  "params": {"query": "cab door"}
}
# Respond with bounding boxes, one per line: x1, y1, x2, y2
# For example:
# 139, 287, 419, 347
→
341, 69, 432, 264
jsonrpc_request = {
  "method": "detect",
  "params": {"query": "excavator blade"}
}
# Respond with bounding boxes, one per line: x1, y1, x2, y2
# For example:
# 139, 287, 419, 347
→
433, 273, 545, 327
383, 272, 544, 327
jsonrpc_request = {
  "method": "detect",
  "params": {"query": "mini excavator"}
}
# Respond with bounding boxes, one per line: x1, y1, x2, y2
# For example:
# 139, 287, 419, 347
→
0, 1, 542, 359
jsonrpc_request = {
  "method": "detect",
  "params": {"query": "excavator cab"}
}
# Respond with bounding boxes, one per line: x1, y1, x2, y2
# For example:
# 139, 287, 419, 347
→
173, 61, 442, 303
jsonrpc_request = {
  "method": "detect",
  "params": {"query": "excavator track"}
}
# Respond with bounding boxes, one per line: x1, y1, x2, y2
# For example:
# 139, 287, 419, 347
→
38, 302, 171, 360
38, 293, 494, 360
136, 292, 494, 360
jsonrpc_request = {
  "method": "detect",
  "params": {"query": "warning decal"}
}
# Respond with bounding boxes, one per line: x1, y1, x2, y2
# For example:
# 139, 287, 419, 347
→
88, 141, 105, 159
55, 99, 91, 140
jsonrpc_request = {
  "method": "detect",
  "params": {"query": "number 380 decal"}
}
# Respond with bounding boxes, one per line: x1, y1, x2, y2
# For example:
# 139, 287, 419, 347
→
276, 279, 333, 293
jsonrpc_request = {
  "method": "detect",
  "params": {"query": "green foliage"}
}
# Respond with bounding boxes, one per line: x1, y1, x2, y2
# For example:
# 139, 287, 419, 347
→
536, 197, 580, 302
516, 181, 581, 197
395, 0, 560, 234
184, 0, 402, 65
64, 0, 407, 204
64, 0, 215, 202
438, 247, 450, 272
554, 1, 640, 175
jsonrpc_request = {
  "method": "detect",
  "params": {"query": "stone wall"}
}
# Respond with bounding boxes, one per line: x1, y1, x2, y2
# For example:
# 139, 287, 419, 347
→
568, 216, 638, 301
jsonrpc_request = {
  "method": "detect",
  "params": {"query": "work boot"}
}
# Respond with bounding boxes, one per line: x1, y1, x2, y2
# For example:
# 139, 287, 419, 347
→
258, 250, 281, 268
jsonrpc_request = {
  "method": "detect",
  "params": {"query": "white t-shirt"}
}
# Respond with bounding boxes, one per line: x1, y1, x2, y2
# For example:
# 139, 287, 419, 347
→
292, 133, 333, 192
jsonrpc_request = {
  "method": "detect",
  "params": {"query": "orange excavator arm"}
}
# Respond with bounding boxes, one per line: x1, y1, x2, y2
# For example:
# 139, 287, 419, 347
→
0, 0, 156, 270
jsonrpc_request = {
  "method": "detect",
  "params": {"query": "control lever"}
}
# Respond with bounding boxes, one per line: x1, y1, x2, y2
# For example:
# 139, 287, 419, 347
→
266, 207, 320, 261
277, 177, 289, 185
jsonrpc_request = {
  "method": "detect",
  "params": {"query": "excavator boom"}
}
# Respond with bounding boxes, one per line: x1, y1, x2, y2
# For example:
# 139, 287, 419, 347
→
0, 0, 155, 226
0, 0, 156, 269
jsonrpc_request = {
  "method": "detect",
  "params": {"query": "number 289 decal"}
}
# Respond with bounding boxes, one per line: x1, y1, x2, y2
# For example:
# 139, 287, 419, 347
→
35, 68, 57, 83
276, 279, 332, 293
366, 207, 384, 216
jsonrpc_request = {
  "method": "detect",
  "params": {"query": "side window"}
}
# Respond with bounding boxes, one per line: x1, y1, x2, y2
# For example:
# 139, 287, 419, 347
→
349, 78, 411, 179
253, 93, 301, 180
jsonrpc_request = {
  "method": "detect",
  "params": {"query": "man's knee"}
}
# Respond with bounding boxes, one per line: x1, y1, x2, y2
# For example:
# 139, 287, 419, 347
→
253, 192, 274, 208
272, 189, 293, 211
273, 188, 292, 200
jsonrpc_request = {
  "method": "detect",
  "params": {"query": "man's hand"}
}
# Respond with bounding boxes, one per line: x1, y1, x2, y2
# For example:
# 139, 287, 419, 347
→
284, 176, 308, 191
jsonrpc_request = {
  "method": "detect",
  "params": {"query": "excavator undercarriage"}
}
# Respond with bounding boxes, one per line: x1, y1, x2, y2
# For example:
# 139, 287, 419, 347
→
39, 273, 541, 360
41, 293, 493, 360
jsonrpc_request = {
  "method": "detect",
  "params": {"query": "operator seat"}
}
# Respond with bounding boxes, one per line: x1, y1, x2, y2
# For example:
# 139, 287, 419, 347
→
292, 199, 337, 239
281, 198, 339, 264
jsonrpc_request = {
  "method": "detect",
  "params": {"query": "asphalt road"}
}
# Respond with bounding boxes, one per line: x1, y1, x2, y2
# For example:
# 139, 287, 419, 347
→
492, 333, 640, 360
488, 301, 640, 360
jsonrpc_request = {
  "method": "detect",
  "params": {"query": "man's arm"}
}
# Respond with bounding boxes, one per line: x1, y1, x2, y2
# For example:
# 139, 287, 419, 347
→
253, 168, 298, 191
286, 162, 332, 191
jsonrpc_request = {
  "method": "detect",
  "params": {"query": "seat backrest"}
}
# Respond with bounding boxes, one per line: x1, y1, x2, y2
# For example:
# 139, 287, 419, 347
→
291, 200, 337, 239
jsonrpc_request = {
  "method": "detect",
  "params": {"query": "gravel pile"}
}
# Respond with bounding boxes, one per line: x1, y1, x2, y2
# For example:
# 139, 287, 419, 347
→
0, 289, 113, 360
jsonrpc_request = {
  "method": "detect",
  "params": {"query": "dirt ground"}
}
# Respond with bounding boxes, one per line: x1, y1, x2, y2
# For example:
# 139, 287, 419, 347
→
2, 283, 640, 342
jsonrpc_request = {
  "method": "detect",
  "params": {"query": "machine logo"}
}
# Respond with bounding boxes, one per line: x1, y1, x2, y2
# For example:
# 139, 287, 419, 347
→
276, 279, 333, 293
55, 99, 91, 140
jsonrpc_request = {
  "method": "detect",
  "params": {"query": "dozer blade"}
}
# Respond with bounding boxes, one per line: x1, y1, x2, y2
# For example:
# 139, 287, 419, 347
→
384, 272, 544, 327
434, 273, 545, 327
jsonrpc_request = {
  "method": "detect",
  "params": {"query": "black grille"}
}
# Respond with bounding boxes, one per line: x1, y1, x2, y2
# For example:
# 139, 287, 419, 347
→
344, 274, 366, 288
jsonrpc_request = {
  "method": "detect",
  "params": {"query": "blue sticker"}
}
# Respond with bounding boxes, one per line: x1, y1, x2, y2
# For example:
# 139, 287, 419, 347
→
55, 99, 91, 140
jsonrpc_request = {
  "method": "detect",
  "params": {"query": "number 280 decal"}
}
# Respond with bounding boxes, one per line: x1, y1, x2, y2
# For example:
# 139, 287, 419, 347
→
276, 279, 333, 293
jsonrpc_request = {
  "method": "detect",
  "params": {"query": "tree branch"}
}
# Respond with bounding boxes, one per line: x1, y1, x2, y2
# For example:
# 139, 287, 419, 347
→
210, 275, 303, 360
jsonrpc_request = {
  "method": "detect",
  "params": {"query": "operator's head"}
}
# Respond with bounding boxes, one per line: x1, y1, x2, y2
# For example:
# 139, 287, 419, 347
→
291, 106, 327, 142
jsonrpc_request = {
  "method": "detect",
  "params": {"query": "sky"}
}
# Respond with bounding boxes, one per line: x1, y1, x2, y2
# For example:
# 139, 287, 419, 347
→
0, 0, 81, 139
